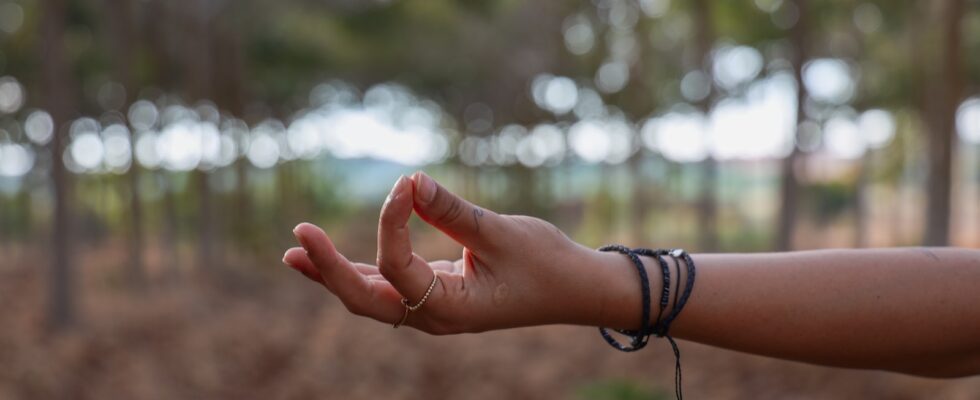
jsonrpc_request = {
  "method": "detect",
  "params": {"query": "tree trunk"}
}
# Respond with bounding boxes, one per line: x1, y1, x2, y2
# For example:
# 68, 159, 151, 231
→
184, 0, 216, 270
161, 172, 181, 280
629, 151, 649, 244
104, 0, 145, 287
40, 0, 76, 331
776, 0, 808, 251
922, 0, 964, 246
855, 156, 870, 247
692, 0, 718, 252
852, 19, 870, 249
213, 16, 249, 260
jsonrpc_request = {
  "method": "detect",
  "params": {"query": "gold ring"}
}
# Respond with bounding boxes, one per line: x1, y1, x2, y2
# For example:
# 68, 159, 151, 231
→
392, 273, 439, 328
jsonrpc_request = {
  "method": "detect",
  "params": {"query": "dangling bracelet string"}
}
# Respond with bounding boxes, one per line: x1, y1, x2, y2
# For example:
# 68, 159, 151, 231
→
639, 248, 696, 400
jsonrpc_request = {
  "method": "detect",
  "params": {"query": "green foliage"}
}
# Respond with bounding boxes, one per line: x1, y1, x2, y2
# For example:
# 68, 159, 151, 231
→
576, 379, 668, 400
802, 181, 855, 223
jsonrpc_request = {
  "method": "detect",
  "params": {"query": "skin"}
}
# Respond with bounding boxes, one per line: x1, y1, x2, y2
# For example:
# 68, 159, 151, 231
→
282, 172, 980, 378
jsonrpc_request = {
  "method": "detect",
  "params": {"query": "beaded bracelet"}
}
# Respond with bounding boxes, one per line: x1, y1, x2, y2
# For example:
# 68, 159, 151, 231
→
597, 245, 697, 400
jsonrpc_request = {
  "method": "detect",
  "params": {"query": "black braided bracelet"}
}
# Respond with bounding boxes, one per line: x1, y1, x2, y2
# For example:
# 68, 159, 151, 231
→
639, 248, 696, 400
597, 245, 697, 400
597, 245, 653, 351
615, 248, 670, 338
660, 249, 696, 337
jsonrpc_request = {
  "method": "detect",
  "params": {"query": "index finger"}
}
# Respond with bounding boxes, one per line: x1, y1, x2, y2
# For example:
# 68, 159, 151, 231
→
292, 223, 401, 321
377, 176, 439, 305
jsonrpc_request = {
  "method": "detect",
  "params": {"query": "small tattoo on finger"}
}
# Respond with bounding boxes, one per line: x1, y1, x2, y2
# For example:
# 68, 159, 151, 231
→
473, 208, 484, 232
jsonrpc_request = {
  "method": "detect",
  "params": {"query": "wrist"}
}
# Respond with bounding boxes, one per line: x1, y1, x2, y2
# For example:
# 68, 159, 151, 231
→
589, 250, 663, 330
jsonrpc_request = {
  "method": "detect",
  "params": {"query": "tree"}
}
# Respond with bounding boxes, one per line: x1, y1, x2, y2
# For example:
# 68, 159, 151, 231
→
921, 0, 965, 246
693, 0, 719, 252
40, 0, 77, 330
103, 0, 145, 287
775, 0, 809, 251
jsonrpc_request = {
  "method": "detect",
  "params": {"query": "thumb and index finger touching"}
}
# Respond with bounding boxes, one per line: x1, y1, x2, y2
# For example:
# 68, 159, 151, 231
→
376, 172, 500, 302
287, 172, 499, 314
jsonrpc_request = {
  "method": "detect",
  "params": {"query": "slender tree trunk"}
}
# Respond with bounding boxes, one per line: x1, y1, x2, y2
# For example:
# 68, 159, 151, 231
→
0, 196, 6, 254
692, 0, 718, 252
855, 157, 870, 247
184, 0, 216, 270
161, 172, 181, 279
40, 0, 76, 331
629, 151, 649, 244
104, 0, 145, 286
196, 172, 214, 269
213, 16, 249, 259
850, 17, 872, 248
776, 0, 808, 251
230, 41, 251, 253
922, 0, 964, 246
127, 147, 145, 283
146, 0, 182, 280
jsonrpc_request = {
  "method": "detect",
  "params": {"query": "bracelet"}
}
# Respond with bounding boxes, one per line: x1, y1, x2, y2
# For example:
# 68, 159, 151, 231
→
597, 244, 653, 351
636, 248, 696, 400
597, 245, 697, 400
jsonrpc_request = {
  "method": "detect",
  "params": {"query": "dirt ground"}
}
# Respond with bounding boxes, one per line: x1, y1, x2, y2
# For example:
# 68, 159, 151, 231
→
1, 239, 978, 400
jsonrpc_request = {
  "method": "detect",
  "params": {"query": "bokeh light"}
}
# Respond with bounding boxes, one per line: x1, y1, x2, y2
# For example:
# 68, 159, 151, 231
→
858, 109, 896, 149
128, 100, 160, 132
0, 76, 24, 114
70, 132, 105, 171
24, 110, 54, 145
958, 97, 980, 144
824, 113, 865, 159
0, 142, 33, 177
102, 124, 132, 173
803, 59, 855, 104
563, 16, 595, 56
532, 75, 578, 115
595, 61, 630, 93
712, 45, 764, 91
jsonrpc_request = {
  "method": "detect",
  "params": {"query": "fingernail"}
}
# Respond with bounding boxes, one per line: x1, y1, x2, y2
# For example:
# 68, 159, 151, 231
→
416, 171, 436, 204
389, 175, 406, 201
292, 225, 310, 249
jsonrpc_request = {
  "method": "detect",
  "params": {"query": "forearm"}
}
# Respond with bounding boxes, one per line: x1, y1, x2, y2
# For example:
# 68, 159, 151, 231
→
593, 248, 980, 377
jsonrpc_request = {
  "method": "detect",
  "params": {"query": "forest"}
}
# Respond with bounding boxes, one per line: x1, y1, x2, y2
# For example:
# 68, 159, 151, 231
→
1, 0, 979, 398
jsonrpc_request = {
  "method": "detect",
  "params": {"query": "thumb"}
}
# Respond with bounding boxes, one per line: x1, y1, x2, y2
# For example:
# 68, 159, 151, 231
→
410, 171, 500, 252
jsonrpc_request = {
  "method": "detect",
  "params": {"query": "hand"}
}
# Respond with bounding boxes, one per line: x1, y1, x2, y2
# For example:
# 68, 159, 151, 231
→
282, 172, 638, 334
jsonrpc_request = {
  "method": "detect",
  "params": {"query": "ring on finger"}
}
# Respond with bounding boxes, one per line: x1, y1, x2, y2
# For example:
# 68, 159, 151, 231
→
392, 273, 439, 328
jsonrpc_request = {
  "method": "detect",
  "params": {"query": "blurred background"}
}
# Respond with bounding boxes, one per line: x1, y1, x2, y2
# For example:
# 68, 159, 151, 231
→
1, 0, 980, 398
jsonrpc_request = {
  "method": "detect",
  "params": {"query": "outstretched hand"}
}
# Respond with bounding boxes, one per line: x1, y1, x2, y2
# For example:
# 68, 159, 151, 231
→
282, 172, 634, 334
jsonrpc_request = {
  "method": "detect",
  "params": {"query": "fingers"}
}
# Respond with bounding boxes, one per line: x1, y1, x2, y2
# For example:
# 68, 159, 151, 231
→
377, 175, 438, 304
410, 171, 500, 252
352, 262, 381, 276
283, 247, 325, 285
292, 222, 395, 319
284, 247, 380, 283
429, 260, 458, 273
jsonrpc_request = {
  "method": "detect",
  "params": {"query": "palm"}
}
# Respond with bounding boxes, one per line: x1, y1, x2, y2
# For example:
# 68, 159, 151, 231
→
353, 258, 470, 309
